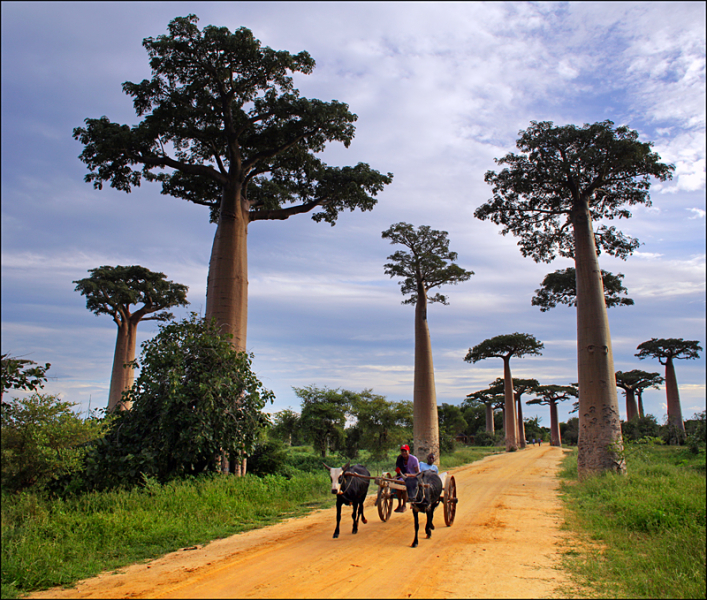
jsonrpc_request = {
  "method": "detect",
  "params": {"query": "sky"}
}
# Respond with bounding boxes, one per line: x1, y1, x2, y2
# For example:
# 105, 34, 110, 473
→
2, 1, 705, 432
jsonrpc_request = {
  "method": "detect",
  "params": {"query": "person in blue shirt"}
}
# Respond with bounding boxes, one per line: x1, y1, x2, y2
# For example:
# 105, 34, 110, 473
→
419, 452, 439, 473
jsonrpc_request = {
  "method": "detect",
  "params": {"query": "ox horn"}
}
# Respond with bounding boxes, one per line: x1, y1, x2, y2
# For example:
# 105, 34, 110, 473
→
342, 462, 350, 471
323, 463, 332, 470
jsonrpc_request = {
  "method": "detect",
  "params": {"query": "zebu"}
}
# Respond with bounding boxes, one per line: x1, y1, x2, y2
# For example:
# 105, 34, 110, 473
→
324, 462, 370, 539
404, 470, 443, 547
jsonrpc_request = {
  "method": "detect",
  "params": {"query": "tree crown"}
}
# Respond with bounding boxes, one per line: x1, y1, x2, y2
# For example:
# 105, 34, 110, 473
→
526, 384, 578, 406
382, 222, 473, 305
532, 267, 634, 311
464, 332, 544, 363
1, 354, 51, 398
73, 265, 189, 325
635, 338, 702, 364
73, 14, 392, 225
475, 120, 674, 263
615, 369, 664, 392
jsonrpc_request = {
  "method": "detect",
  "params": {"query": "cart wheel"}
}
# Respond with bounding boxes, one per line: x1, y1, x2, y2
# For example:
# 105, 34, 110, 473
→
443, 475, 457, 526
378, 489, 393, 522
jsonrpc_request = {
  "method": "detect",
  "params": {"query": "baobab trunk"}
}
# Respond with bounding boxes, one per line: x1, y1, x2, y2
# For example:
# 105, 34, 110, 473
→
485, 403, 494, 433
205, 186, 249, 353
516, 396, 526, 448
637, 392, 645, 419
664, 357, 686, 443
413, 288, 440, 460
503, 358, 518, 451
107, 320, 138, 411
573, 199, 625, 478
550, 402, 561, 447
205, 186, 249, 474
625, 388, 639, 421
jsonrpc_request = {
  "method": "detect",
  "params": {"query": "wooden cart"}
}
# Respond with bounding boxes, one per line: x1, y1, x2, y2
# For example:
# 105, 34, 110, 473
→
373, 471, 457, 526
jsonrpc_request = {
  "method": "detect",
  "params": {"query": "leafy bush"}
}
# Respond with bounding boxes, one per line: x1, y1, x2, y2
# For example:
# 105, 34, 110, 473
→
1, 394, 109, 493
473, 430, 500, 446
84, 314, 273, 489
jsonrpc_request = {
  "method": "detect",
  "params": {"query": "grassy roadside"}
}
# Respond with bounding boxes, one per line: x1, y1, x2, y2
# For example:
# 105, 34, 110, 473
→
1, 445, 500, 598
557, 443, 706, 599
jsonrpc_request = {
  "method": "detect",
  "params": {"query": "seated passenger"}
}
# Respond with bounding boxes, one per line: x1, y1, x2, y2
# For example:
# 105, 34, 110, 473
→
394, 444, 419, 512
419, 452, 439, 474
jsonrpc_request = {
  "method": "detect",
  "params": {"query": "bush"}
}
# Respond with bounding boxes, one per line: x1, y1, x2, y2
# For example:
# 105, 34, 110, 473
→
1, 394, 109, 494
473, 430, 499, 447
247, 439, 291, 477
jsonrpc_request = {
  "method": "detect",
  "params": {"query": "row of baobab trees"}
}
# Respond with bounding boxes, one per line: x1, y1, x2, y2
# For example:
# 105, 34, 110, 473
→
72, 14, 702, 479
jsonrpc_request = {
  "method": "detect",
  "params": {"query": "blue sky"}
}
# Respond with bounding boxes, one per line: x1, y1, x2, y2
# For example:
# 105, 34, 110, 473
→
2, 1, 705, 430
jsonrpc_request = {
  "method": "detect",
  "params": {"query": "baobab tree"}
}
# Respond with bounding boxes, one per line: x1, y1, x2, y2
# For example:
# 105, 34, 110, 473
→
488, 377, 539, 448
73, 15, 392, 354
383, 222, 473, 460
476, 120, 673, 477
532, 268, 634, 312
74, 265, 189, 411
615, 370, 664, 421
464, 333, 544, 452
526, 385, 578, 447
464, 388, 504, 434
635, 338, 702, 444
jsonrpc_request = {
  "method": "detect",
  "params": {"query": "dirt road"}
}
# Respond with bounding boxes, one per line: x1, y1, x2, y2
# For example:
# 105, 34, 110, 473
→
31, 445, 574, 599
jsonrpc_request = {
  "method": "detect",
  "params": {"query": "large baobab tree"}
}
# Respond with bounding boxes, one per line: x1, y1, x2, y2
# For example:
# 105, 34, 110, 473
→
74, 265, 189, 411
532, 268, 634, 312
488, 377, 539, 449
73, 15, 392, 354
615, 370, 664, 421
383, 222, 473, 460
526, 385, 578, 447
464, 333, 543, 452
635, 338, 702, 444
476, 120, 673, 477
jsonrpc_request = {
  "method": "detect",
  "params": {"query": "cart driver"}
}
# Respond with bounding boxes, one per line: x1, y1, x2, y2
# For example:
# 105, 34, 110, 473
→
394, 444, 420, 513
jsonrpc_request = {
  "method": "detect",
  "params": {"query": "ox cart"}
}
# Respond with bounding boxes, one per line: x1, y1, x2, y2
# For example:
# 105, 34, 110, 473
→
372, 471, 457, 526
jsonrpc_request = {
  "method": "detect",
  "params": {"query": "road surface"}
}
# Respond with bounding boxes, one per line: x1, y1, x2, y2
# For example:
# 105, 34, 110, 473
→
31, 445, 574, 599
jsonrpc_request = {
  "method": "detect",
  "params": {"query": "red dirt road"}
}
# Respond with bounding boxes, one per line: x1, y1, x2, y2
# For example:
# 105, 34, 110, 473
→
30, 445, 574, 599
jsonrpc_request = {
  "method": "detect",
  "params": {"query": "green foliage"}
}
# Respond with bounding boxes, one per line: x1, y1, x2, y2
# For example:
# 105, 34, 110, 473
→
268, 408, 303, 446
527, 384, 578, 407
382, 222, 473, 305
465, 332, 544, 363
560, 417, 580, 445
85, 314, 273, 487
1, 394, 109, 493
73, 15, 392, 226
1, 354, 50, 399
476, 120, 674, 263
532, 268, 634, 311
685, 410, 706, 443
473, 430, 502, 447
348, 391, 412, 460
635, 338, 702, 363
621, 414, 664, 442
559, 445, 705, 598
73, 265, 188, 324
295, 386, 350, 458
247, 439, 292, 477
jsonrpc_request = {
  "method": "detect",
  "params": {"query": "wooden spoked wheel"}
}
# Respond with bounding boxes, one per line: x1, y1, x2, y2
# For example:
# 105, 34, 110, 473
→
377, 488, 393, 522
443, 475, 457, 526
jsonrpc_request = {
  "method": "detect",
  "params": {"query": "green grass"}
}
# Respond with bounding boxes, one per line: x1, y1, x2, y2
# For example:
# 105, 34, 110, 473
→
1, 445, 499, 598
558, 444, 706, 599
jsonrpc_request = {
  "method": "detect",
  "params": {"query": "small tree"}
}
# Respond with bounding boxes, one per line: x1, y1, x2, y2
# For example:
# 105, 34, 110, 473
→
635, 338, 702, 444
349, 391, 412, 460
526, 385, 578, 447
295, 386, 351, 458
85, 314, 273, 487
463, 389, 504, 434
438, 403, 468, 451
464, 333, 543, 451
476, 120, 673, 477
615, 370, 664, 421
1, 353, 51, 403
532, 268, 634, 312
269, 408, 302, 446
74, 265, 189, 412
383, 222, 473, 460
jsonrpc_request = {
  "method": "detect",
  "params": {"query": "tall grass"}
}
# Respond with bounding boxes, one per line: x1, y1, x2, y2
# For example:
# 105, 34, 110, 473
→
558, 444, 706, 599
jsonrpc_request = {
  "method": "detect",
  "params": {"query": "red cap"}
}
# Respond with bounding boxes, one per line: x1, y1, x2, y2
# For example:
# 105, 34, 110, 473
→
400, 444, 410, 451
